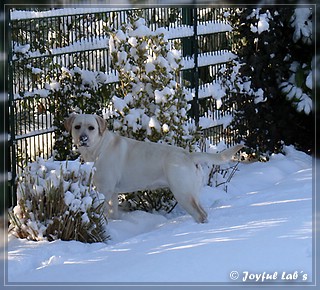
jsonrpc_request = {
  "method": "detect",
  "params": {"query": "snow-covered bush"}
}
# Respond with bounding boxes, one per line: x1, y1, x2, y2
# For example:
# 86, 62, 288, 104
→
9, 159, 109, 243
51, 66, 115, 161
105, 15, 199, 213
280, 8, 312, 114
222, 7, 313, 157
107, 16, 197, 148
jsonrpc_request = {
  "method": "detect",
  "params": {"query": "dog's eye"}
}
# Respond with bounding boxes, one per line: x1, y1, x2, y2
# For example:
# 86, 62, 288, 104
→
88, 126, 95, 131
74, 125, 81, 130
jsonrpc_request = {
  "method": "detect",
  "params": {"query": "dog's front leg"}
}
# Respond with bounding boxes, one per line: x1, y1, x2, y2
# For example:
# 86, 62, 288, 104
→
104, 192, 119, 220
94, 170, 120, 220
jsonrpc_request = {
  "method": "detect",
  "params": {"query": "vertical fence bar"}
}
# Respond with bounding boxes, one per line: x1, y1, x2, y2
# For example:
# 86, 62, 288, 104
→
193, 7, 199, 126
182, 7, 198, 123
7, 10, 16, 207
0, 92, 5, 213
1, 8, 6, 213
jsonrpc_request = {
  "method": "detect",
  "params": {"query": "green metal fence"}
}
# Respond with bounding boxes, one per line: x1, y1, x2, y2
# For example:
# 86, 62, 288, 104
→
7, 7, 237, 207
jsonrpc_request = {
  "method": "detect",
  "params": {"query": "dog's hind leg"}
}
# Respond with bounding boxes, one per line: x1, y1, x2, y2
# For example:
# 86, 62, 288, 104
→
166, 160, 208, 223
191, 197, 208, 222
173, 192, 208, 223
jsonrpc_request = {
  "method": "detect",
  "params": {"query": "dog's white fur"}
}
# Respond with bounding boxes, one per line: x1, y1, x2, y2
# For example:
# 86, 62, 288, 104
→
65, 114, 243, 223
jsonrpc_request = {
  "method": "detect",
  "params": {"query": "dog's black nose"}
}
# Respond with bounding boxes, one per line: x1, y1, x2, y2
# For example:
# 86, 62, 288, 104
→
79, 135, 88, 146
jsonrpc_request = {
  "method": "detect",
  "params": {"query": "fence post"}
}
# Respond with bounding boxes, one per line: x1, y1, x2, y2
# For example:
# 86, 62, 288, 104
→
0, 8, 5, 214
7, 9, 17, 208
0, 92, 4, 214
182, 7, 199, 125
192, 7, 199, 126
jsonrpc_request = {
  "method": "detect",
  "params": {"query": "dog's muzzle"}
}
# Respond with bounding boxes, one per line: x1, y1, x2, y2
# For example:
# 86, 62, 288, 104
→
79, 135, 89, 147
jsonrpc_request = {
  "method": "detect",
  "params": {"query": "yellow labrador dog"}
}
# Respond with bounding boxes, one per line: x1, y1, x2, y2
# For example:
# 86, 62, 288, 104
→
65, 114, 243, 223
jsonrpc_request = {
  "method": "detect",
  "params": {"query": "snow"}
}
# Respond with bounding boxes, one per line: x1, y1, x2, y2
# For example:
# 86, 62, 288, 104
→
254, 88, 266, 104
296, 93, 312, 114
10, 8, 132, 20
14, 67, 118, 102
6, 146, 313, 284
166, 25, 193, 39
182, 50, 236, 70
248, 8, 272, 35
199, 112, 233, 130
280, 61, 312, 115
12, 36, 110, 60
185, 80, 228, 105
165, 21, 232, 40
112, 95, 127, 113
5, 8, 315, 285
291, 8, 312, 44
15, 127, 56, 140
197, 21, 233, 35
198, 81, 226, 100
198, 51, 236, 67
148, 116, 161, 131
306, 70, 312, 90
250, 16, 269, 34
145, 62, 156, 74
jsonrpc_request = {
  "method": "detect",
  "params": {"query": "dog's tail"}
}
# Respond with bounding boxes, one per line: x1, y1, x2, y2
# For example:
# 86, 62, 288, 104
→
190, 144, 243, 165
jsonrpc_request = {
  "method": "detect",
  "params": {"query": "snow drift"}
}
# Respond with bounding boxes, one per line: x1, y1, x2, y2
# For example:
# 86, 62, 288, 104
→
6, 146, 313, 286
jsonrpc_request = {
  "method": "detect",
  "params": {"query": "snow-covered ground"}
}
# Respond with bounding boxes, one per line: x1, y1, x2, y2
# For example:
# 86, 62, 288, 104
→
5, 146, 315, 286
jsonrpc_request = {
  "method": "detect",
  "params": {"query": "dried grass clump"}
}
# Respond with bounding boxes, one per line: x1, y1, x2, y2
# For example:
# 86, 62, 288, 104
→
9, 159, 109, 243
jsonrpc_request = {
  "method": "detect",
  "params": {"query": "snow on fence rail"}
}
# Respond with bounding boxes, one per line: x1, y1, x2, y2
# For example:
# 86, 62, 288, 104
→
12, 36, 111, 60
10, 7, 133, 20
164, 20, 232, 39
186, 80, 228, 100
8, 7, 237, 206
182, 50, 236, 70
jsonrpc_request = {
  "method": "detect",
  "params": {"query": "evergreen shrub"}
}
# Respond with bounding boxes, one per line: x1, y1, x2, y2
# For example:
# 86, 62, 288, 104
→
224, 8, 314, 157
106, 15, 200, 214
9, 159, 109, 243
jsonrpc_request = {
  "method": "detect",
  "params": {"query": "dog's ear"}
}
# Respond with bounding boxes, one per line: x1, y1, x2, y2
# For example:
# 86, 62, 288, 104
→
95, 115, 107, 135
64, 114, 77, 132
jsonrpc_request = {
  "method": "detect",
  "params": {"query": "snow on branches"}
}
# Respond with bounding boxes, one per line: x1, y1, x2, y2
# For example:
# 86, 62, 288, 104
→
106, 16, 197, 149
9, 158, 109, 243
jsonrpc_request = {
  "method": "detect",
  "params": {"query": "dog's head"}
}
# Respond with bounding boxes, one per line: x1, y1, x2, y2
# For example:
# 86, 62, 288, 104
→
64, 114, 107, 148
